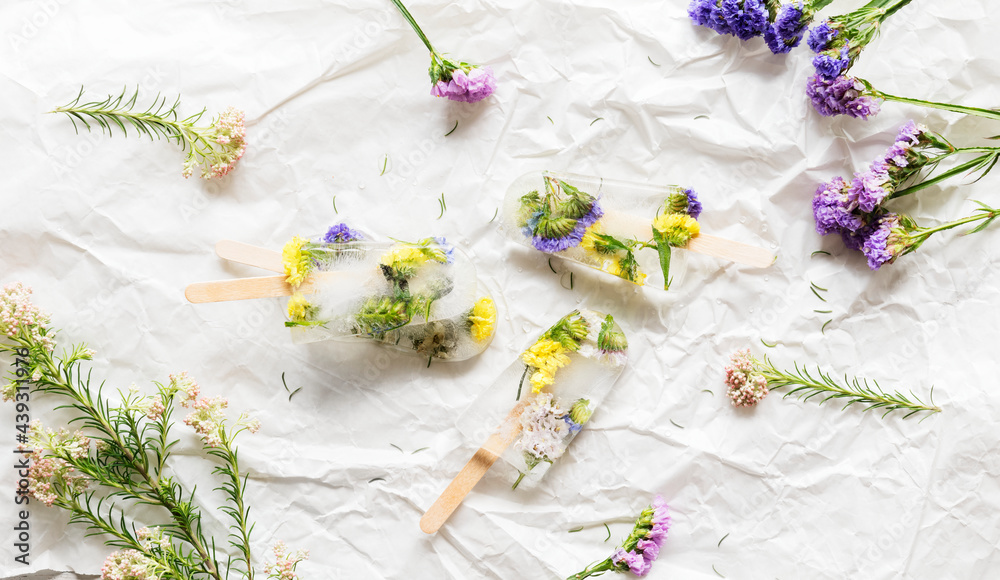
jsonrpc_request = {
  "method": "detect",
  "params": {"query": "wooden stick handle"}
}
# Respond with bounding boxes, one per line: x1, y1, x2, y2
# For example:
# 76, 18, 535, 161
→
685, 233, 775, 268
604, 210, 775, 268
185, 272, 337, 303
216, 240, 284, 273
420, 397, 534, 534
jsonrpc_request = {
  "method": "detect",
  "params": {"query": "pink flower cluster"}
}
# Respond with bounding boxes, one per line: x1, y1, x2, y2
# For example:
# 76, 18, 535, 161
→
725, 349, 769, 407
431, 67, 496, 103
264, 540, 308, 580
24, 421, 92, 506
183, 107, 247, 180
170, 372, 200, 406
0, 282, 55, 352
611, 496, 671, 577
183, 395, 229, 447
100, 549, 163, 580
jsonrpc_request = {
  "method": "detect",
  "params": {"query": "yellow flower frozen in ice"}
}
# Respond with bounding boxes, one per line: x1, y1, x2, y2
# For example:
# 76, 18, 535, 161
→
380, 246, 430, 271
522, 338, 571, 393
468, 297, 497, 343
286, 292, 312, 322
281, 236, 313, 287
651, 213, 700, 247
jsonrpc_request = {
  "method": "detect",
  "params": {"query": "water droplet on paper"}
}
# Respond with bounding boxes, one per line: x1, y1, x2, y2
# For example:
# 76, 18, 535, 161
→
716, 299, 722, 305
358, 183, 366, 190
770, 242, 778, 249
517, 267, 523, 273
761, 225, 768, 232
749, 307, 755, 313
521, 323, 531, 332
739, 217, 747, 224
763, 276, 769, 282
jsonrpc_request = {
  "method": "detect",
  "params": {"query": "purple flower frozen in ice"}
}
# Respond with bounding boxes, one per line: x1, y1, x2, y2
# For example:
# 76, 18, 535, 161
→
685, 188, 703, 220
807, 21, 837, 52
431, 66, 496, 103
813, 176, 862, 235
720, 0, 769, 41
322, 223, 364, 244
806, 74, 883, 119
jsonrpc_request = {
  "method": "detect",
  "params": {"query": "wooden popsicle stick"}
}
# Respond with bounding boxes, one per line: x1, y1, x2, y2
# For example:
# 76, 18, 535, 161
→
185, 272, 338, 303
609, 211, 775, 268
685, 233, 775, 268
420, 396, 534, 534
216, 240, 284, 273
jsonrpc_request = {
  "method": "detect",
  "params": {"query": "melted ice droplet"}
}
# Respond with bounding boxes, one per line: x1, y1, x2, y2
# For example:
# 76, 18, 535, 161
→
739, 217, 747, 224
358, 183, 366, 190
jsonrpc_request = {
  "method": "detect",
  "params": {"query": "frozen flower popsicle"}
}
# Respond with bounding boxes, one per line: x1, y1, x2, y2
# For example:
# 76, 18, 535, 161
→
420, 309, 627, 533
499, 171, 775, 289
185, 223, 497, 362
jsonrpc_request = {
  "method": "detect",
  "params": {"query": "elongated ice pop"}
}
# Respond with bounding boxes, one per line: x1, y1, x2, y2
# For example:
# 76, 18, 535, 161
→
498, 171, 775, 289
420, 309, 627, 533
187, 224, 498, 362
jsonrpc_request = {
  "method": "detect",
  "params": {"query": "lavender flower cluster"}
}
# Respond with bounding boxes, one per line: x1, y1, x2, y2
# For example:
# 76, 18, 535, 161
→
813, 121, 929, 269
688, 0, 817, 54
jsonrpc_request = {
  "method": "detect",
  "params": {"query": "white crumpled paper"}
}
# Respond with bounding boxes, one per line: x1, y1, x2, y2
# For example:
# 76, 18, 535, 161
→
1, 0, 999, 578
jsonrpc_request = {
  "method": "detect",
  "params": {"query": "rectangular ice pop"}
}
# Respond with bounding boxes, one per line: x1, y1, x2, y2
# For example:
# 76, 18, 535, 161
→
498, 171, 775, 289
420, 309, 628, 533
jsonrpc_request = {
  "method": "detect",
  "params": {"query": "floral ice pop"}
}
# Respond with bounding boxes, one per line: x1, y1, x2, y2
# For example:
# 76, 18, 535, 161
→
420, 309, 627, 533
186, 223, 497, 362
499, 171, 774, 289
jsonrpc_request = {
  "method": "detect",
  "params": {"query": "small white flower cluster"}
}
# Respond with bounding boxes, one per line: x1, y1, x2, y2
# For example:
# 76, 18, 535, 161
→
516, 392, 572, 463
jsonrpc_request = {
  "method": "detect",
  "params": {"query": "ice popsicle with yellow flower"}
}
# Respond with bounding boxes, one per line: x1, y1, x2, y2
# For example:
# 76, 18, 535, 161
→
420, 309, 627, 534
499, 171, 775, 290
185, 223, 498, 362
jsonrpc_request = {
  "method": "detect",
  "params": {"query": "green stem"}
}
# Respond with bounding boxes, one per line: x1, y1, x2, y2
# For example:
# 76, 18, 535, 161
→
892, 153, 999, 198
388, 0, 436, 53
511, 472, 526, 490
876, 91, 1000, 122
51, 104, 209, 152
33, 351, 223, 580
567, 558, 616, 579
914, 210, 995, 239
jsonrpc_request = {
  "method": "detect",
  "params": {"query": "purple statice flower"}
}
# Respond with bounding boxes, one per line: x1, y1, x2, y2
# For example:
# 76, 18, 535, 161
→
720, 0, 769, 41
431, 67, 496, 103
850, 159, 893, 213
841, 221, 876, 252
612, 547, 651, 576
895, 120, 925, 147
807, 21, 837, 52
765, 3, 808, 54
860, 213, 908, 270
813, 176, 862, 235
688, 0, 733, 36
532, 232, 583, 253
812, 46, 851, 79
432, 236, 456, 264
684, 188, 703, 220
563, 415, 583, 435
322, 223, 364, 244
806, 74, 883, 119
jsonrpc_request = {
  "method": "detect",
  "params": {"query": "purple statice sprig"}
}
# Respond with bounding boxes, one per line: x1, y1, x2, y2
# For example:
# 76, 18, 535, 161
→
726, 348, 941, 418
389, 0, 496, 103
861, 202, 1000, 270
809, 74, 1000, 122
807, 0, 914, 79
567, 496, 671, 579
813, 121, 1000, 260
690, 0, 836, 55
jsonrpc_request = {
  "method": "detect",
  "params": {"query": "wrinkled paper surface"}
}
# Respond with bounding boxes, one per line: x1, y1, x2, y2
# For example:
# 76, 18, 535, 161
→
1, 0, 999, 578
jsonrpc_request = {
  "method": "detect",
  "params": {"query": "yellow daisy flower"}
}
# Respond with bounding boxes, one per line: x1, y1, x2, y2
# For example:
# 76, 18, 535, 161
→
281, 236, 313, 287
286, 292, 312, 322
468, 297, 498, 343
380, 246, 429, 269
522, 338, 571, 392
651, 213, 700, 247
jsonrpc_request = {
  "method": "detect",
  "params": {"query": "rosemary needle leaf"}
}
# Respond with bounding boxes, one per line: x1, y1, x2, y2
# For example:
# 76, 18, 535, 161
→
444, 120, 458, 136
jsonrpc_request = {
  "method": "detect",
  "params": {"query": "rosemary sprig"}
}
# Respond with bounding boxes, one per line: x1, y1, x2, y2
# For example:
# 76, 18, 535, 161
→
757, 355, 940, 419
